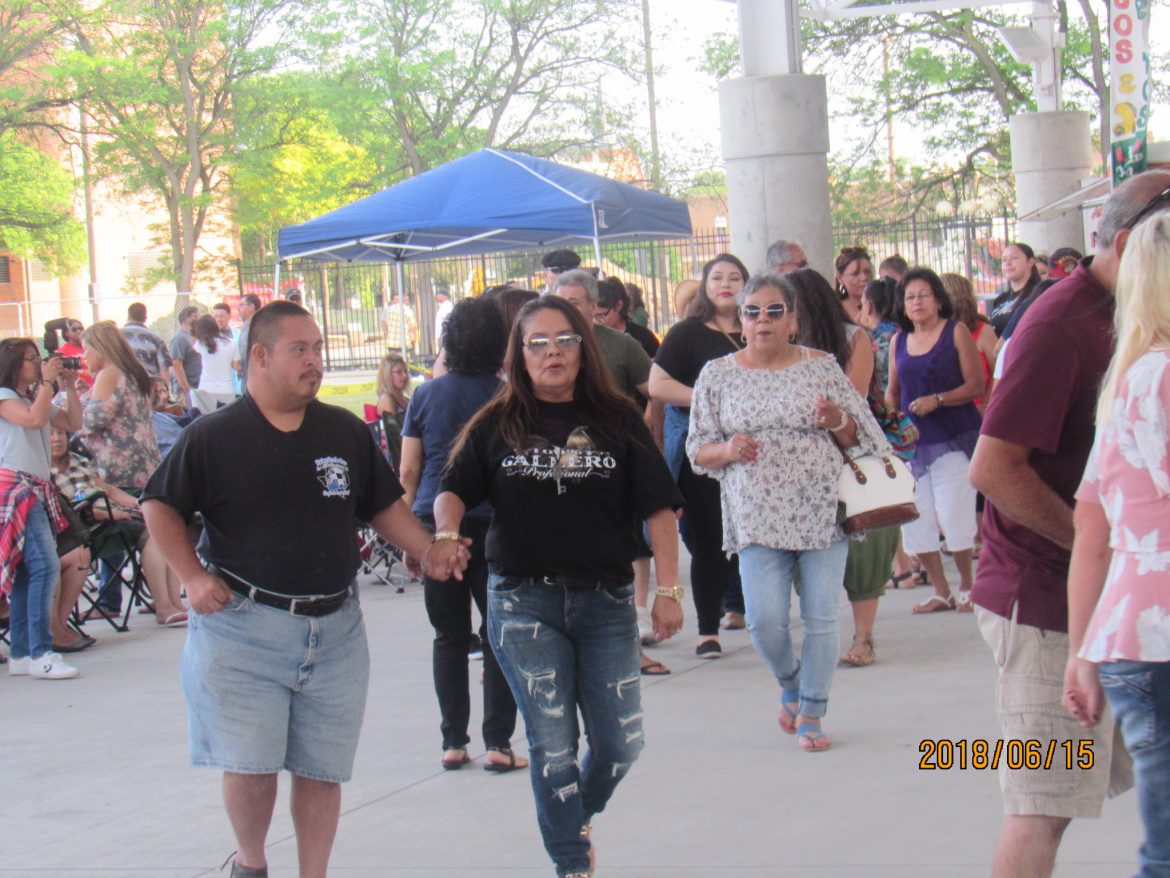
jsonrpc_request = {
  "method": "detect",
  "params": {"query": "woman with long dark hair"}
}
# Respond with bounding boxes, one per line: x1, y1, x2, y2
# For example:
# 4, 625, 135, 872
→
399, 298, 525, 772
650, 253, 750, 652
835, 246, 875, 323
435, 296, 683, 878
989, 242, 1041, 337
0, 338, 83, 678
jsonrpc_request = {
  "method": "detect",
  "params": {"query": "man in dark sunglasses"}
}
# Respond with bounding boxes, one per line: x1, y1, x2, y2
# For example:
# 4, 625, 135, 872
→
969, 168, 1170, 877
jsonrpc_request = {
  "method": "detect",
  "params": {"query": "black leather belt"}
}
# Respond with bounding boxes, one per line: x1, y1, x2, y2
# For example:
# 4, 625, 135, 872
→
535, 574, 629, 592
211, 565, 351, 617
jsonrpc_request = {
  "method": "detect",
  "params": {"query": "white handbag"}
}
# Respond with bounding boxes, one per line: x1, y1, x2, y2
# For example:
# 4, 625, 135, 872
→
838, 451, 919, 534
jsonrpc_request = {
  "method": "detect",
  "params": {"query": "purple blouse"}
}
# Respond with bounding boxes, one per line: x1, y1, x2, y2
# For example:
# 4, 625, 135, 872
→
895, 319, 981, 477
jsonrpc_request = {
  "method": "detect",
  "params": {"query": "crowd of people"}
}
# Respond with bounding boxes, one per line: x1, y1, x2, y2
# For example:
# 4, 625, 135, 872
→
3, 171, 1170, 878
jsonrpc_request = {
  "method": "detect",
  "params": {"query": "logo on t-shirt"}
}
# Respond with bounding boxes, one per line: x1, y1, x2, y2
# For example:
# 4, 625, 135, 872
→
501, 427, 616, 495
315, 456, 351, 498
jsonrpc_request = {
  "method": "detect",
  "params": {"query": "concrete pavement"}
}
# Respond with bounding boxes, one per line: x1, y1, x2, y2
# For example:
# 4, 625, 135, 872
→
3, 560, 1140, 877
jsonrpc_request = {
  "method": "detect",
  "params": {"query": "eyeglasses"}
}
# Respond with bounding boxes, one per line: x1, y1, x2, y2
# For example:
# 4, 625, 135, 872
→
741, 303, 789, 320
523, 333, 582, 353
23, 354, 43, 363
780, 260, 809, 271
1125, 183, 1170, 230
903, 292, 934, 302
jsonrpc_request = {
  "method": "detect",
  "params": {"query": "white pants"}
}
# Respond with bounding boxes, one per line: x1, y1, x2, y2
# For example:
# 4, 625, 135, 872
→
902, 450, 977, 554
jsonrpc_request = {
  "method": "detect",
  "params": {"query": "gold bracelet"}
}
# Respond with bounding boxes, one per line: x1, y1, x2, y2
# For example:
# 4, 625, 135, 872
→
432, 531, 462, 543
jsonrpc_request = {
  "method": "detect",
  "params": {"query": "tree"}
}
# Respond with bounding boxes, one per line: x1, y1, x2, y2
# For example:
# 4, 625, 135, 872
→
314, 0, 639, 180
701, 5, 1118, 216
0, 132, 86, 273
63, 0, 300, 292
0, 0, 86, 137
230, 72, 379, 262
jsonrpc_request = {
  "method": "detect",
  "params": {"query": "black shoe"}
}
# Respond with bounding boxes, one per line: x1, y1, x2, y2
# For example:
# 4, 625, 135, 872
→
230, 861, 268, 878
468, 632, 484, 660
53, 635, 96, 653
696, 640, 722, 659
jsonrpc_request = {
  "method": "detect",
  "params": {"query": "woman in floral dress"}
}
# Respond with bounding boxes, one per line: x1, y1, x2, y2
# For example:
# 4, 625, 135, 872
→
687, 273, 890, 751
1064, 213, 1170, 877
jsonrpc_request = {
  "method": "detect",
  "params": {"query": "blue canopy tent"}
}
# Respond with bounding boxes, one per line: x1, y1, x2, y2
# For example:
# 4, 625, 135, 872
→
276, 148, 693, 354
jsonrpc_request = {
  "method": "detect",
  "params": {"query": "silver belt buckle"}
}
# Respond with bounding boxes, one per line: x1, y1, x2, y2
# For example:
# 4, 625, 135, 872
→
288, 598, 302, 615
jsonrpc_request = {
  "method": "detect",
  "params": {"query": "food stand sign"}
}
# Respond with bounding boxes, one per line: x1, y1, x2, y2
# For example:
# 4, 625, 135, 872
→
1110, 0, 1152, 185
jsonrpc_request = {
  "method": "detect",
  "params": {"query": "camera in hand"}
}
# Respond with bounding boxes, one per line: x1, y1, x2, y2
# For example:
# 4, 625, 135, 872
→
57, 355, 83, 370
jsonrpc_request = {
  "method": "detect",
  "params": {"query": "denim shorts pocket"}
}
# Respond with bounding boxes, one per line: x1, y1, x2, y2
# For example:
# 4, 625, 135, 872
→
1100, 660, 1157, 752
600, 583, 635, 606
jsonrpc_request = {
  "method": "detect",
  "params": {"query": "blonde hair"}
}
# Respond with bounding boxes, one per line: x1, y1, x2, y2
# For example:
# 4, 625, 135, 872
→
1097, 214, 1170, 425
940, 273, 985, 331
82, 320, 152, 398
376, 354, 409, 408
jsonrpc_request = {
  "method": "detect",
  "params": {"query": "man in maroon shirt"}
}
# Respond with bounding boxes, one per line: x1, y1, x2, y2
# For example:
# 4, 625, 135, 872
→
969, 171, 1170, 877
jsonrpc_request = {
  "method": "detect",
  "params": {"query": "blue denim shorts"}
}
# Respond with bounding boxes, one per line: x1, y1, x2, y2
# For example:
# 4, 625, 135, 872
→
181, 586, 370, 783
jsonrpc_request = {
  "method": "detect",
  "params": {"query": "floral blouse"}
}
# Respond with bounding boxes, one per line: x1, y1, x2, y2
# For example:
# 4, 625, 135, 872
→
1077, 350, 1170, 662
687, 351, 891, 552
81, 371, 161, 489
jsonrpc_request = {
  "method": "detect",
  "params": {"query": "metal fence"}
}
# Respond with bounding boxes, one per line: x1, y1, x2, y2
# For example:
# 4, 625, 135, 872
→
3, 213, 1019, 372
239, 213, 1017, 371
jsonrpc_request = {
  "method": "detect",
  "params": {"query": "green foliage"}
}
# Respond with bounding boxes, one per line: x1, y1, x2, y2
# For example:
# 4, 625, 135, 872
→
0, 133, 86, 275
305, 0, 640, 180
231, 72, 379, 262
61, 0, 300, 290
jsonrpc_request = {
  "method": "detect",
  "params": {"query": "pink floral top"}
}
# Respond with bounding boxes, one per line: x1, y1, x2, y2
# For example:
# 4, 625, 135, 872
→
81, 371, 161, 490
1076, 350, 1170, 662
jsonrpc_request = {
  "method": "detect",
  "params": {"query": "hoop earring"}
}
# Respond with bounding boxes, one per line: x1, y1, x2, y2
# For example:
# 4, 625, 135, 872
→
788, 333, 797, 343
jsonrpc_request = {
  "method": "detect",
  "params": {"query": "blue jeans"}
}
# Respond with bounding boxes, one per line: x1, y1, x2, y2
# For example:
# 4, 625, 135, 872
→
9, 500, 58, 660
1100, 660, 1170, 878
738, 541, 848, 719
487, 575, 644, 877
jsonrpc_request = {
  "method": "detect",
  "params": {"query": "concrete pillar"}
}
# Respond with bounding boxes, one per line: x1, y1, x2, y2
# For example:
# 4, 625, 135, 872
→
719, 73, 833, 277
1010, 110, 1094, 253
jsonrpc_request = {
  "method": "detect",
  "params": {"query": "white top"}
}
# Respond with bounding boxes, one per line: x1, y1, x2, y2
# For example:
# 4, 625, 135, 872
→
194, 338, 237, 394
0, 387, 56, 480
686, 353, 889, 552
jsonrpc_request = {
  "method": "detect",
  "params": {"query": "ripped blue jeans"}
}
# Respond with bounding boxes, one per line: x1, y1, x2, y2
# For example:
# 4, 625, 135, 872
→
487, 575, 644, 877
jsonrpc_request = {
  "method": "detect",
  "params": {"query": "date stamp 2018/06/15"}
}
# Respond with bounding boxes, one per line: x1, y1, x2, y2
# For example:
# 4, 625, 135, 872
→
919, 739, 1095, 771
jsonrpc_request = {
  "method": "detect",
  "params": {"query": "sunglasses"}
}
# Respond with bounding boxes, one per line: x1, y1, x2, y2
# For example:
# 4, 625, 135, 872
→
742, 303, 789, 320
522, 333, 582, 353
1125, 183, 1170, 230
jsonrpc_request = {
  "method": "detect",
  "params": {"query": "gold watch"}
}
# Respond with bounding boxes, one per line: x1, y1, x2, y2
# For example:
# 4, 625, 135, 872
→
655, 584, 685, 603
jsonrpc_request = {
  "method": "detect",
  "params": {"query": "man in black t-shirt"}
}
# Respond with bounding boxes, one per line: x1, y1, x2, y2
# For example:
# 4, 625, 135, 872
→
142, 301, 467, 878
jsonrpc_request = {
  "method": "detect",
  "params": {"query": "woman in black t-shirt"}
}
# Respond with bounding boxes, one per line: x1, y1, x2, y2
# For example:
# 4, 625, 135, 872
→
436, 296, 683, 878
649, 253, 749, 656
989, 242, 1041, 337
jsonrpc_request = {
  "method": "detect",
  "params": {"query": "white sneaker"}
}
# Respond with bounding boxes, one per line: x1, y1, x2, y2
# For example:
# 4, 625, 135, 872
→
28, 652, 79, 680
8, 656, 29, 676
636, 605, 656, 645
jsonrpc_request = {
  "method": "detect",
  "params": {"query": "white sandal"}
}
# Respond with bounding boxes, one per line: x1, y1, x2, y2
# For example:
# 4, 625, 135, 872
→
912, 594, 955, 614
954, 590, 974, 612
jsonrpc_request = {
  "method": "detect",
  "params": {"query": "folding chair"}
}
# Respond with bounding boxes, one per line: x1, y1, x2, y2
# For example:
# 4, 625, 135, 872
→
356, 526, 412, 593
70, 493, 152, 633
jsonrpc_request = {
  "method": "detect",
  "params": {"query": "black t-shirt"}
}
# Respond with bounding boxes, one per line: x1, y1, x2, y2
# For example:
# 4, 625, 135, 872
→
440, 400, 682, 581
653, 318, 740, 409
625, 321, 660, 358
142, 395, 404, 596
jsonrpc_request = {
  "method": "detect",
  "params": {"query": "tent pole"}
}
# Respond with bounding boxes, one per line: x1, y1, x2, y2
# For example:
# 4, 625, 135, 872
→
591, 204, 604, 277
396, 260, 408, 360
274, 259, 281, 300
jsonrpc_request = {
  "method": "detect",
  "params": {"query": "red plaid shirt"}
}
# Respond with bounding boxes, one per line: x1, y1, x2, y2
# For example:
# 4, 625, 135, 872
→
0, 467, 67, 595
